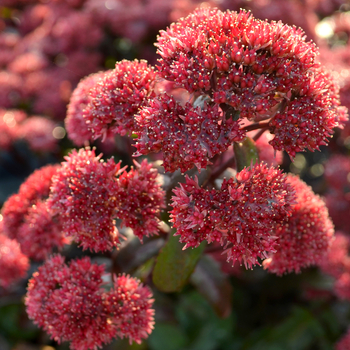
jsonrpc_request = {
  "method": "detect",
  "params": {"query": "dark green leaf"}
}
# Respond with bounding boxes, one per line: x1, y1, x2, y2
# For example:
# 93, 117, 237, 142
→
190, 255, 233, 318
152, 232, 205, 292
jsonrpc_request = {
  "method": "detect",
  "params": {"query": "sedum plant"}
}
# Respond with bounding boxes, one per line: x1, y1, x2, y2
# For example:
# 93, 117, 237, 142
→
1, 7, 348, 350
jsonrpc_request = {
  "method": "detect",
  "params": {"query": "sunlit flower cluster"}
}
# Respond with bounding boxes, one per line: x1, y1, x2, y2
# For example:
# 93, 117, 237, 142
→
171, 163, 296, 268
47, 148, 165, 251
0, 231, 29, 288
1, 164, 66, 260
155, 7, 347, 159
25, 255, 154, 350
263, 174, 334, 275
84, 60, 156, 140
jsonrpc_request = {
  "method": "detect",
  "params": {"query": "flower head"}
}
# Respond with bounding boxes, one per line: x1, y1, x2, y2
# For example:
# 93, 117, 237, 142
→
17, 200, 67, 260
25, 255, 155, 349
84, 60, 156, 140
115, 159, 165, 241
19, 116, 58, 152
263, 174, 334, 275
319, 232, 350, 279
0, 232, 29, 288
25, 255, 115, 350
47, 148, 122, 252
106, 274, 155, 344
65, 71, 109, 146
135, 94, 244, 173
171, 162, 296, 268
1, 164, 63, 258
156, 7, 347, 158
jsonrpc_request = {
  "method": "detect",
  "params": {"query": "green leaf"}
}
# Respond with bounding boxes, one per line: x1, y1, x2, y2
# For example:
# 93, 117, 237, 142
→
152, 232, 205, 292
190, 255, 233, 318
234, 137, 259, 172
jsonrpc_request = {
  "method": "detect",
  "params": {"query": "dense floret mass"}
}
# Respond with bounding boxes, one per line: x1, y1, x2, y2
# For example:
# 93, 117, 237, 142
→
65, 71, 109, 146
47, 148, 122, 252
115, 159, 165, 240
17, 201, 65, 260
25, 255, 116, 350
1, 164, 66, 260
106, 274, 155, 344
156, 7, 347, 158
0, 232, 29, 288
319, 232, 350, 279
263, 174, 334, 275
171, 162, 296, 268
135, 94, 244, 173
25, 255, 155, 350
83, 60, 157, 140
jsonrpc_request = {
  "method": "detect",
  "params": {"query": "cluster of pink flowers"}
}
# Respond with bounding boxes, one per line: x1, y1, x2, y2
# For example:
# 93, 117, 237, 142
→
25, 254, 154, 350
263, 175, 334, 275
171, 163, 296, 268
324, 155, 350, 234
1, 164, 67, 260
65, 71, 108, 146
0, 228, 29, 288
131, 7, 347, 175
135, 94, 245, 173
83, 60, 157, 140
47, 148, 165, 252
0, 3, 348, 349
0, 109, 58, 152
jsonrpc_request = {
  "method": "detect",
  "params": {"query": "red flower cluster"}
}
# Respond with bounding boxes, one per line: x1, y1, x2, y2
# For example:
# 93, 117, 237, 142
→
1, 164, 66, 260
115, 159, 165, 240
83, 60, 156, 140
171, 162, 296, 268
135, 94, 244, 173
47, 148, 165, 251
319, 232, 350, 301
0, 109, 58, 152
107, 274, 155, 344
65, 71, 109, 146
0, 231, 29, 288
155, 7, 347, 159
324, 155, 350, 234
263, 174, 334, 275
47, 148, 122, 252
25, 255, 154, 350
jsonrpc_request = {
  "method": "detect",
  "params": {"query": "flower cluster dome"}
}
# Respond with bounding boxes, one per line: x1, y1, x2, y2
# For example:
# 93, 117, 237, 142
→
171, 162, 296, 268
25, 255, 154, 350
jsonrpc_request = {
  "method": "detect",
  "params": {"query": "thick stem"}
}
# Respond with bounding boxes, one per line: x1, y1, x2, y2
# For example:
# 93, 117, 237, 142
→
202, 154, 236, 188
243, 121, 270, 132
253, 128, 267, 142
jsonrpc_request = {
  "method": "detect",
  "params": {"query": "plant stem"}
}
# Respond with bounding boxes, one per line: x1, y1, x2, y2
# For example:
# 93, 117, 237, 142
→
243, 121, 270, 132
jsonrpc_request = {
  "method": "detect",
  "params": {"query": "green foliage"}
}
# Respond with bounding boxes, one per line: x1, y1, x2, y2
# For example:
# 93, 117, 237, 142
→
234, 137, 259, 171
153, 232, 205, 292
